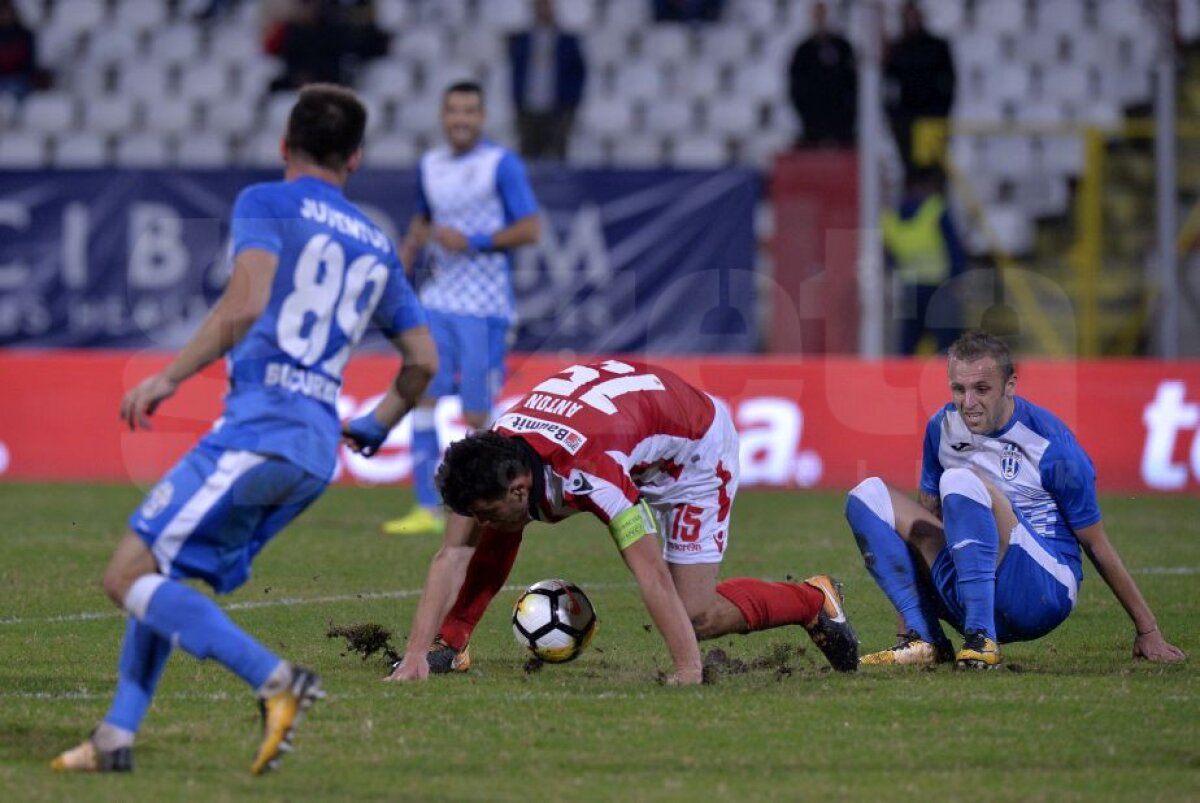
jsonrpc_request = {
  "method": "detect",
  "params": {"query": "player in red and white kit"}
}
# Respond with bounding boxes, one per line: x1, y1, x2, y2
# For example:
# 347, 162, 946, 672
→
387, 359, 858, 684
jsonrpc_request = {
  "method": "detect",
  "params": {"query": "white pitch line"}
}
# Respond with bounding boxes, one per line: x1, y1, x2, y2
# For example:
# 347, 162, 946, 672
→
0, 582, 634, 627
1133, 566, 1200, 575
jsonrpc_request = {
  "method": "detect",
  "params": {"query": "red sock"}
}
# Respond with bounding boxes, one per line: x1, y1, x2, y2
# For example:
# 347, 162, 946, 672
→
439, 527, 523, 649
715, 578, 823, 632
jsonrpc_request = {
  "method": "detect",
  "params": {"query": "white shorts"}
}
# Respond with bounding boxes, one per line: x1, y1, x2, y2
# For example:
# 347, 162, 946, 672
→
640, 398, 740, 565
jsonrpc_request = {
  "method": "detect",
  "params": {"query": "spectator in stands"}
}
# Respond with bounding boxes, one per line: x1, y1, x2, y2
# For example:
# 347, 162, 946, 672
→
881, 165, 964, 355
788, 1, 856, 148
508, 0, 587, 161
0, 0, 36, 101
652, 0, 724, 23
884, 0, 955, 172
269, 0, 387, 92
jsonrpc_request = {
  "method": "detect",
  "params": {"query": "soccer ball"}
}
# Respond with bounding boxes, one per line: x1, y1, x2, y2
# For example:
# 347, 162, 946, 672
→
512, 579, 597, 663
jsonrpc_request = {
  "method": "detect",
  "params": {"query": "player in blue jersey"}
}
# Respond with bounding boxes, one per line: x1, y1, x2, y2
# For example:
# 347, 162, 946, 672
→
846, 330, 1185, 669
51, 84, 437, 774
380, 80, 540, 538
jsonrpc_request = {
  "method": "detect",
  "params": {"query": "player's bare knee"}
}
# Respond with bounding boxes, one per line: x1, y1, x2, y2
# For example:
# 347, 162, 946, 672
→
101, 564, 135, 606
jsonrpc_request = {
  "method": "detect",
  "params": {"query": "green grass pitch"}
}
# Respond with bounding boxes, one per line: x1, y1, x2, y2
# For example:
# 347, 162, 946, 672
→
1, 483, 1196, 801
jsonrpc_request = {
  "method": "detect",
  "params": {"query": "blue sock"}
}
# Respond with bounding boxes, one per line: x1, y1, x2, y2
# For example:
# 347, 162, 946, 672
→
139, 579, 280, 690
103, 618, 173, 734
411, 415, 441, 510
940, 471, 999, 639
845, 481, 945, 644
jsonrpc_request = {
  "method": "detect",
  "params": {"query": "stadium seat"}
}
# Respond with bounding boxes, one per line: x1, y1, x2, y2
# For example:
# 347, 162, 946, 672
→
364, 134, 417, 168
669, 60, 723, 101
0, 131, 47, 167
641, 97, 695, 136
1039, 64, 1092, 104
982, 203, 1034, 255
953, 31, 1002, 74
176, 132, 234, 168
731, 62, 785, 104
112, 0, 170, 33
450, 27, 504, 70
670, 135, 727, 168
695, 27, 752, 66
34, 24, 81, 70
613, 61, 664, 101
235, 56, 284, 99
374, 0, 413, 33
704, 95, 758, 137
972, 0, 1027, 35
12, 0, 45, 26
1034, 0, 1091, 34
394, 26, 446, 62
117, 61, 171, 103
555, 0, 597, 30
1039, 134, 1085, 176
85, 26, 142, 68
203, 97, 258, 137
141, 97, 196, 135
45, 0, 106, 36
179, 67, 231, 104
84, 95, 138, 135
580, 97, 635, 137
114, 132, 169, 167
737, 129, 791, 171
53, 132, 109, 167
610, 134, 662, 167
262, 93, 299, 135
359, 59, 416, 103
20, 92, 77, 133
585, 27, 631, 67
725, 0, 778, 31
566, 131, 609, 166
149, 23, 203, 66
640, 26, 692, 65
603, 0, 652, 31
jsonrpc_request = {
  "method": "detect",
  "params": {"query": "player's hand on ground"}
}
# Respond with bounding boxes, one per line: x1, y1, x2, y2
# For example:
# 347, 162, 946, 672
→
1133, 630, 1186, 662
385, 656, 429, 682
120, 373, 178, 430
432, 226, 469, 252
342, 410, 390, 456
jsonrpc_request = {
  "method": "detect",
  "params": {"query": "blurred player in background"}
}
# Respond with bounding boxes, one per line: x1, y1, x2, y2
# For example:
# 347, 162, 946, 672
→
846, 330, 1185, 669
387, 359, 859, 685
381, 80, 540, 537
51, 85, 436, 774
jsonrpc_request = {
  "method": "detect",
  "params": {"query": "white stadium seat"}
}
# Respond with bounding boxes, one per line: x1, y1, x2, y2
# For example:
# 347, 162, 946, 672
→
566, 131, 609, 166
53, 132, 109, 167
696, 27, 752, 65
0, 131, 48, 167
641, 97, 695, 135
364, 135, 417, 168
670, 135, 727, 169
20, 92, 77, 132
118, 61, 171, 103
203, 97, 258, 136
580, 97, 635, 137
394, 27, 445, 62
84, 95, 138, 135
556, 0, 597, 30
612, 61, 663, 101
46, 0, 107, 36
86, 26, 142, 67
179, 67, 231, 103
359, 60, 416, 102
1035, 0, 1090, 35
610, 134, 662, 167
374, 0, 413, 33
142, 97, 196, 135
972, 0, 1028, 35
704, 95, 758, 137
114, 132, 170, 167
149, 24, 203, 66
640, 26, 692, 65
112, 0, 170, 33
176, 132, 234, 168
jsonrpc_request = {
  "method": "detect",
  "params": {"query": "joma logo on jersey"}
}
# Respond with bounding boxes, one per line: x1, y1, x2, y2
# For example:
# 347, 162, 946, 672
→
495, 413, 588, 454
1000, 443, 1022, 480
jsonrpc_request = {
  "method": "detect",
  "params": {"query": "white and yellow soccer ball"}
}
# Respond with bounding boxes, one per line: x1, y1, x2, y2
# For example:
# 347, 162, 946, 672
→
512, 579, 597, 663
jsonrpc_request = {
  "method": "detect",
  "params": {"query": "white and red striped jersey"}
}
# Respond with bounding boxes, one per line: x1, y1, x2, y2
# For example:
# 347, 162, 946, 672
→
493, 360, 718, 526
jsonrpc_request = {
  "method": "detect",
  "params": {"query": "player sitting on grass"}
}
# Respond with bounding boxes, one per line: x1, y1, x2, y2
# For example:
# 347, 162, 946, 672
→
51, 85, 436, 774
846, 330, 1185, 669
386, 359, 859, 685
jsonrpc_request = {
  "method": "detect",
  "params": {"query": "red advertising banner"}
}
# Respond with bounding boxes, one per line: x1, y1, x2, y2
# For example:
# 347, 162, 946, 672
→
2, 351, 1199, 493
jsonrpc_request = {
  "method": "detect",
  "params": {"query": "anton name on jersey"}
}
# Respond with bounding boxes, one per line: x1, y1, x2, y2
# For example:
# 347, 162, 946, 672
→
495, 412, 587, 454
522, 393, 583, 418
299, 198, 391, 253
264, 361, 339, 403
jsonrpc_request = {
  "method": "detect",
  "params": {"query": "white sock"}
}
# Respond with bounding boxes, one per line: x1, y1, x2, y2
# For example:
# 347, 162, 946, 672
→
93, 722, 135, 751
255, 660, 293, 698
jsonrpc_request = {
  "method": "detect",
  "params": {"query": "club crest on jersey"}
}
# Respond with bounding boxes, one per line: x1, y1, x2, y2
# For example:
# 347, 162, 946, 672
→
140, 480, 174, 520
567, 470, 595, 495
1000, 443, 1021, 480
494, 413, 588, 454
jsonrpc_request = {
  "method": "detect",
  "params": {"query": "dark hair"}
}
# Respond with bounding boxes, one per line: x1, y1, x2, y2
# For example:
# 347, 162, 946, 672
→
436, 431, 531, 515
443, 80, 485, 107
948, 329, 1015, 381
285, 83, 367, 170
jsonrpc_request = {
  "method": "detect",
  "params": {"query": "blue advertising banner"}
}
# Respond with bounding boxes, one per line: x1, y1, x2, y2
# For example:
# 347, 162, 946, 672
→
0, 168, 758, 353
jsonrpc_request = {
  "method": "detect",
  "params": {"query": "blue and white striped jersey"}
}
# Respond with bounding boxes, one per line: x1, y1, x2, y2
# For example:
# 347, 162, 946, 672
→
920, 396, 1102, 566
415, 139, 538, 321
205, 176, 427, 480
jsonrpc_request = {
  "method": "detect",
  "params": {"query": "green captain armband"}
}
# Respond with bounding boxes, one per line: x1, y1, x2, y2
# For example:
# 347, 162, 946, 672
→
608, 500, 657, 551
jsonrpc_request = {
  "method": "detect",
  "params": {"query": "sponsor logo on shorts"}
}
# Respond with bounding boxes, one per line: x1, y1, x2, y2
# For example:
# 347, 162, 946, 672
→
667, 541, 704, 553
495, 413, 588, 454
140, 480, 174, 520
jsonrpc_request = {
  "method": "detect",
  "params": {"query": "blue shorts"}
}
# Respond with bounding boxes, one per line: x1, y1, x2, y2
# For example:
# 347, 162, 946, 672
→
930, 509, 1082, 643
128, 441, 327, 594
425, 309, 509, 414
